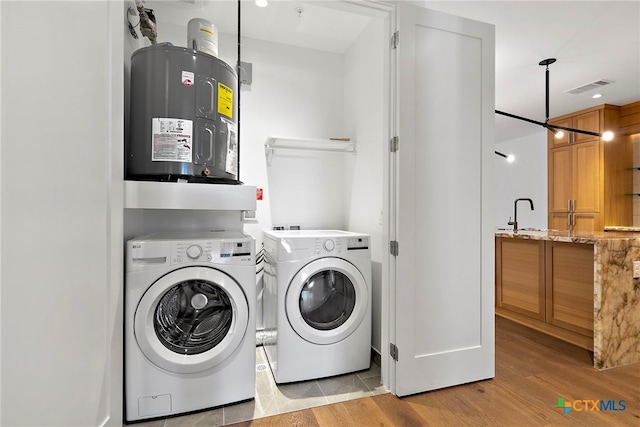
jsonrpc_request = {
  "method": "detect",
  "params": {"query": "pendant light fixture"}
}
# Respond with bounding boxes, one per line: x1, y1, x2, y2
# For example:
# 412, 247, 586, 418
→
495, 151, 515, 162
495, 58, 614, 142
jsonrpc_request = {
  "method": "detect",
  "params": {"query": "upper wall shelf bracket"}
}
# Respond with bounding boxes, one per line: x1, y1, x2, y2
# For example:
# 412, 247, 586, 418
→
265, 136, 356, 166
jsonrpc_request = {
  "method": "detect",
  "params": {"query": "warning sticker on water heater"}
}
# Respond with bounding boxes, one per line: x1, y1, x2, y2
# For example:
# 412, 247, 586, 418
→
223, 118, 238, 175
182, 71, 194, 87
151, 118, 193, 162
217, 82, 233, 118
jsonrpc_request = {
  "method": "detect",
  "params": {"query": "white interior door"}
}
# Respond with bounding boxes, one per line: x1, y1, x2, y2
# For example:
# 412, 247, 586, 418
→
389, 3, 495, 397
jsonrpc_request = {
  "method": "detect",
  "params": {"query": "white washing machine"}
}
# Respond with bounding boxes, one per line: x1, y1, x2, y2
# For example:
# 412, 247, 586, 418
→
125, 231, 256, 422
262, 230, 372, 384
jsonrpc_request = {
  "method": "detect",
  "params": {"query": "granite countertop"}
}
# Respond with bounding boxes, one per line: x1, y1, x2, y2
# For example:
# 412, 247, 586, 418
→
495, 228, 640, 244
604, 226, 640, 232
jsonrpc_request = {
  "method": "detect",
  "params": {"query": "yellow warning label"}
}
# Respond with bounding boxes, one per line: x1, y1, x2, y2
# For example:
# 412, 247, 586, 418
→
218, 82, 233, 118
200, 28, 215, 36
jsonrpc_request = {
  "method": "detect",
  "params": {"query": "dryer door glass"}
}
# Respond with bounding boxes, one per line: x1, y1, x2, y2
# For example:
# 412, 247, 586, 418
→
299, 270, 356, 331
155, 279, 233, 355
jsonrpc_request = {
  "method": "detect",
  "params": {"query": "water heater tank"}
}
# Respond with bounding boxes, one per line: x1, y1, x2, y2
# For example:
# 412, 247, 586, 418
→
127, 43, 239, 184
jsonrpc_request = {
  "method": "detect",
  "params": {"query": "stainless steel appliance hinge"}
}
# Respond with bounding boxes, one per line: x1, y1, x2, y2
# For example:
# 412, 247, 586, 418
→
390, 343, 399, 361
390, 240, 399, 256
391, 31, 399, 49
390, 136, 399, 152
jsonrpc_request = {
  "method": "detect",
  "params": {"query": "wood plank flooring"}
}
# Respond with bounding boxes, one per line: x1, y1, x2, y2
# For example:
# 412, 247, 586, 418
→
229, 317, 640, 426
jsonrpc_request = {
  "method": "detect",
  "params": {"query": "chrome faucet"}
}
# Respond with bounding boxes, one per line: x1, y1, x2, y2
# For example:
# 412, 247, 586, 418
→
508, 198, 534, 232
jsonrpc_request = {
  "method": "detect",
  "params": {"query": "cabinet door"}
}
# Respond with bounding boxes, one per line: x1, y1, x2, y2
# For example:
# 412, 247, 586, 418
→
549, 212, 571, 231
545, 241, 594, 337
496, 238, 545, 320
573, 140, 601, 213
548, 117, 571, 149
550, 212, 600, 232
573, 212, 601, 232
572, 110, 600, 145
548, 146, 573, 213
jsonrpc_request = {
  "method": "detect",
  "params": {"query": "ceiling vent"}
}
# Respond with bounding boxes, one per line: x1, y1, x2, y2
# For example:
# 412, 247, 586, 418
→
565, 79, 614, 95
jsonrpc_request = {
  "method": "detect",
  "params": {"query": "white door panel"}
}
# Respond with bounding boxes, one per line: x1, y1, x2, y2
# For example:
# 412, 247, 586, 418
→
392, 3, 495, 397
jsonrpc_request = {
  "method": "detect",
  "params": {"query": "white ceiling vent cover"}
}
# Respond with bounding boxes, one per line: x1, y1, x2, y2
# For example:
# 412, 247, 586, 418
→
565, 79, 614, 95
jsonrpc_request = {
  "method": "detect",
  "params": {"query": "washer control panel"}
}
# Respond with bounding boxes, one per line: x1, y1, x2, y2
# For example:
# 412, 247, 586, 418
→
186, 244, 203, 259
171, 239, 253, 265
173, 240, 214, 264
347, 236, 369, 250
127, 232, 256, 272
315, 237, 342, 254
323, 239, 335, 252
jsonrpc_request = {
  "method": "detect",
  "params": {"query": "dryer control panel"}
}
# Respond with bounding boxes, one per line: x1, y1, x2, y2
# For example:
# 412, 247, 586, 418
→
316, 238, 341, 254
262, 230, 370, 262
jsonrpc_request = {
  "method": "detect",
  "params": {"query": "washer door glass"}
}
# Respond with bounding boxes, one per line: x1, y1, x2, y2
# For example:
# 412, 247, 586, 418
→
286, 258, 368, 345
135, 266, 248, 374
299, 270, 356, 331
155, 279, 233, 355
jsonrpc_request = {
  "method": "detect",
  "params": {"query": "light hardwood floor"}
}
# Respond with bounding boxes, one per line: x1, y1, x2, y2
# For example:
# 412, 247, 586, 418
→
229, 316, 640, 426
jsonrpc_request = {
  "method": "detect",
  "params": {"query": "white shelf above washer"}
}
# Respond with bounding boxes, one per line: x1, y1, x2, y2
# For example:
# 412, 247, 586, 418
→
124, 180, 257, 211
265, 136, 356, 165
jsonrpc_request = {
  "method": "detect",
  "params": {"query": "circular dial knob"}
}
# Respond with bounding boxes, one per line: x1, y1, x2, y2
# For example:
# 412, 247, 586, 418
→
323, 239, 335, 251
186, 244, 203, 259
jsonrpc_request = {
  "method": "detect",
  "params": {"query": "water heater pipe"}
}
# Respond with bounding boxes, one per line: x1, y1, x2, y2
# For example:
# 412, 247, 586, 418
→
135, 0, 157, 44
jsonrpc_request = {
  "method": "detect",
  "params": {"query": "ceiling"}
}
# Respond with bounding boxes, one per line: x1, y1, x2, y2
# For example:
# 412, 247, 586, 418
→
423, 1, 640, 142
146, 0, 640, 143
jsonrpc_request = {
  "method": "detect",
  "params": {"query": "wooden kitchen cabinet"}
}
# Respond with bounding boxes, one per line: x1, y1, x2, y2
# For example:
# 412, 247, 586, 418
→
495, 238, 545, 320
495, 237, 594, 350
547, 104, 632, 231
548, 145, 573, 214
548, 140, 602, 230
572, 140, 601, 212
545, 241, 594, 337
548, 109, 600, 149
548, 212, 571, 231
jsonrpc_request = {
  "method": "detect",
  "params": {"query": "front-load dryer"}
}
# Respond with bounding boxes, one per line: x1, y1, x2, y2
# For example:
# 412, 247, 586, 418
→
125, 231, 255, 422
262, 230, 371, 384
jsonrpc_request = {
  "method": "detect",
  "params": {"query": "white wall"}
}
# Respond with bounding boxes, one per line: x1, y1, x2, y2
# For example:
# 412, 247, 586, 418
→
344, 18, 385, 260
1, 1, 123, 426
494, 131, 548, 230
228, 36, 347, 234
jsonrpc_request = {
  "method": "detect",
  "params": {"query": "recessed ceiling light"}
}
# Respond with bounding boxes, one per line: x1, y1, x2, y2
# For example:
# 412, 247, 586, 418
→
255, 0, 268, 7
592, 93, 603, 99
